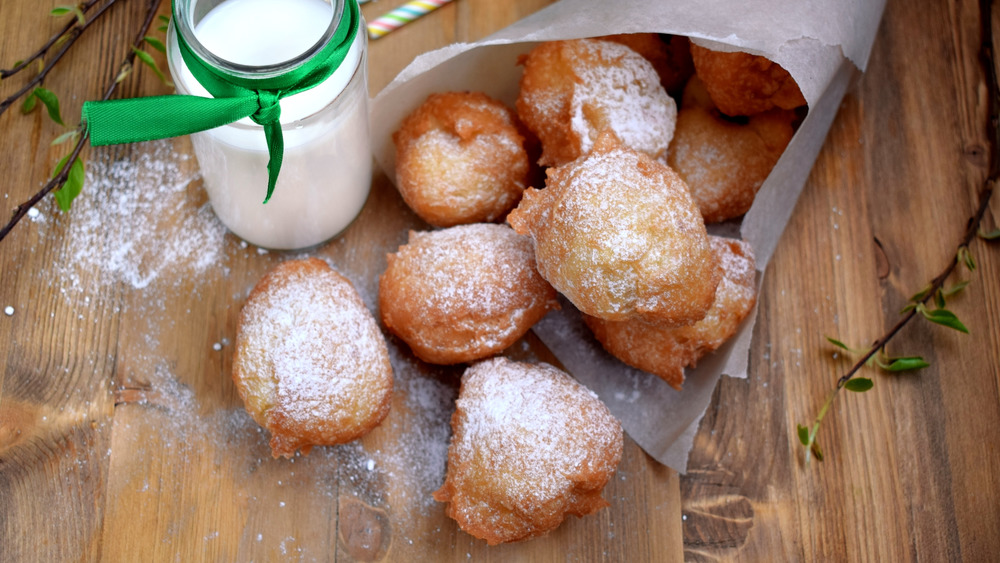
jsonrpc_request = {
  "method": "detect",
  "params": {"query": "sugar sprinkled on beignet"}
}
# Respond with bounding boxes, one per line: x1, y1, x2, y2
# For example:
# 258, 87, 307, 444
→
584, 237, 758, 389
516, 38, 677, 167
600, 33, 694, 97
379, 223, 559, 365
233, 258, 393, 458
689, 43, 806, 117
433, 357, 623, 545
393, 91, 530, 227
508, 130, 719, 326
667, 77, 796, 223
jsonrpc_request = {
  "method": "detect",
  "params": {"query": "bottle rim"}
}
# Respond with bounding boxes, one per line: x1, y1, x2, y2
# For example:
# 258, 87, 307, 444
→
173, 0, 345, 80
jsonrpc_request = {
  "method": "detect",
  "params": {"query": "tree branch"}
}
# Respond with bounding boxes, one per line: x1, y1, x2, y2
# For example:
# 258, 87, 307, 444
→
800, 0, 999, 465
0, 0, 123, 118
0, 0, 162, 243
0, 0, 105, 79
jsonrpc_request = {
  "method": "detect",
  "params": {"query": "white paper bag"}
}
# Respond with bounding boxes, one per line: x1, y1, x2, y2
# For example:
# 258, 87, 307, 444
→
369, 0, 886, 472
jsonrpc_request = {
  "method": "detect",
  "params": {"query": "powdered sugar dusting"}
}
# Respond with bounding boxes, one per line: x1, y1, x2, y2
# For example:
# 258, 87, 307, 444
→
409, 130, 524, 213
381, 223, 558, 362
403, 225, 539, 318
570, 39, 677, 159
234, 259, 392, 452
513, 137, 713, 322
364, 345, 457, 514
436, 357, 622, 542
459, 360, 615, 501
46, 140, 226, 293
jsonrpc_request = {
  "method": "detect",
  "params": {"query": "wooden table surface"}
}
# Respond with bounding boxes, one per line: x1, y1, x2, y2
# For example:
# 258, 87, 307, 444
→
1, 0, 998, 561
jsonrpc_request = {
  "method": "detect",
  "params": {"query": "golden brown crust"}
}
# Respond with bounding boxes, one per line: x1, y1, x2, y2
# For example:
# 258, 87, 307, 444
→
393, 91, 530, 227
378, 224, 559, 365
667, 77, 796, 223
233, 258, 394, 458
689, 43, 807, 116
584, 237, 758, 389
508, 131, 719, 326
433, 357, 623, 545
516, 38, 677, 167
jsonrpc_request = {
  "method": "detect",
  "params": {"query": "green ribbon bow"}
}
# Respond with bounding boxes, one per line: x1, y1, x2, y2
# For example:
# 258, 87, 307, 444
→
82, 0, 359, 203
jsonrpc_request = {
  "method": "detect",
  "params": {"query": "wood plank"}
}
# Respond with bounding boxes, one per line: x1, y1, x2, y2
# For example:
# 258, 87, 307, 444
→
683, 0, 1000, 560
2, 0, 998, 560
2, 0, 682, 560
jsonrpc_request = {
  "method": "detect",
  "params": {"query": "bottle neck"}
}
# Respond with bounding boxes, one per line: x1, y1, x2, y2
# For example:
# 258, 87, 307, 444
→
173, 0, 345, 80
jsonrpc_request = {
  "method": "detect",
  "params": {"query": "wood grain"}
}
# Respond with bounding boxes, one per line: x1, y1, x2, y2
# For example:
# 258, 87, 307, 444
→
1, 0, 998, 561
683, 0, 1000, 561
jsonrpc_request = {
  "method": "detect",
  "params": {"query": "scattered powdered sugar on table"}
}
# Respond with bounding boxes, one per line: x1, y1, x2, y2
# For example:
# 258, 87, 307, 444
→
48, 140, 226, 292
335, 342, 458, 517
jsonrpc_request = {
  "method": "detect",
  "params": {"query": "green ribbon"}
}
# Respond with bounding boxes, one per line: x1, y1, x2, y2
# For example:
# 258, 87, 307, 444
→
82, 0, 359, 203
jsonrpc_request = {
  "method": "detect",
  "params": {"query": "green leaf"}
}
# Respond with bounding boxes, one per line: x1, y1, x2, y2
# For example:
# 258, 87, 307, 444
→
143, 36, 166, 53
921, 307, 969, 334
51, 154, 71, 178
909, 284, 932, 303
942, 280, 969, 298
51, 5, 85, 25
934, 289, 946, 309
881, 356, 930, 372
158, 14, 170, 24
958, 246, 976, 271
844, 377, 874, 392
20, 90, 37, 114
54, 157, 85, 211
131, 47, 172, 87
53, 33, 71, 52
32, 87, 65, 125
979, 228, 1000, 241
825, 337, 850, 351
900, 303, 917, 314
51, 129, 79, 146
115, 61, 133, 84
797, 424, 810, 446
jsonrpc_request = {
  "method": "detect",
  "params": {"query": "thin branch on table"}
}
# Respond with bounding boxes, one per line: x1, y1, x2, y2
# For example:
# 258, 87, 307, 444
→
0, 0, 123, 117
0, 0, 105, 80
799, 0, 999, 465
0, 0, 162, 243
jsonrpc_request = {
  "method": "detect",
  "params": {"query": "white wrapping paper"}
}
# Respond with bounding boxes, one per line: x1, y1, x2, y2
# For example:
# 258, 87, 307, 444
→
369, 0, 886, 472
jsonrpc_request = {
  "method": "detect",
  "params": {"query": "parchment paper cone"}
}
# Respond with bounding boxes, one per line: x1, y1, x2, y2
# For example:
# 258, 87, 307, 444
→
369, 0, 887, 472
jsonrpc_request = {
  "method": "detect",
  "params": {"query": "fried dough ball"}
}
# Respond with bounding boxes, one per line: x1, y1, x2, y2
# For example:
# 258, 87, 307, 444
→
433, 357, 623, 545
393, 91, 530, 227
233, 258, 393, 458
508, 131, 719, 326
584, 237, 758, 389
379, 223, 559, 365
689, 43, 806, 116
667, 77, 796, 223
600, 33, 694, 97
516, 38, 677, 167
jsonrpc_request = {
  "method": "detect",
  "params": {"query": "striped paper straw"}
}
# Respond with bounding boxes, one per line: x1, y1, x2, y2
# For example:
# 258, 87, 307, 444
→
367, 0, 454, 40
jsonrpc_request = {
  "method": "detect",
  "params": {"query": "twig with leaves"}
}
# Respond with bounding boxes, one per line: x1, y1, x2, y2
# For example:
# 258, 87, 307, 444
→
0, 0, 171, 242
0, 0, 102, 80
796, 0, 1000, 465
0, 0, 117, 118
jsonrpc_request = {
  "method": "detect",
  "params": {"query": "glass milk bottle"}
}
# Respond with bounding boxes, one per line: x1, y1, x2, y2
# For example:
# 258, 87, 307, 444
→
166, 0, 371, 250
